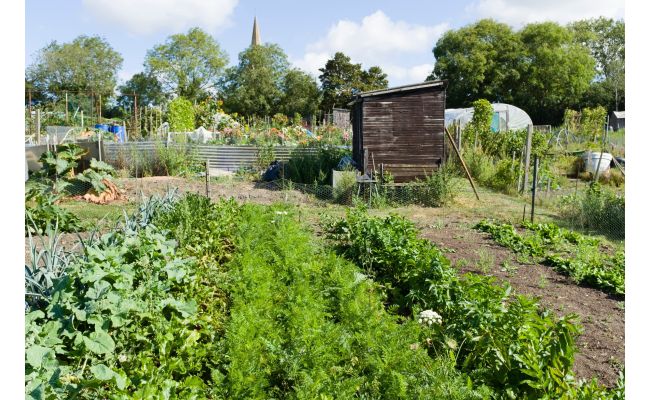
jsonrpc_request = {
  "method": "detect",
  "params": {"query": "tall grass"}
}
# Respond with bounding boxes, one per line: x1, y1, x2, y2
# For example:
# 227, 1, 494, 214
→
557, 182, 625, 239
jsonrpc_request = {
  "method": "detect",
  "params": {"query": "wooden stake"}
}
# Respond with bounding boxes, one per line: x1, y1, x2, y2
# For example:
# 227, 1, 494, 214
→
531, 155, 539, 222
98, 131, 102, 162
35, 109, 41, 144
522, 124, 533, 193
445, 127, 480, 201
205, 160, 211, 198
133, 93, 138, 137
28, 90, 33, 136
65, 91, 69, 123
611, 156, 625, 177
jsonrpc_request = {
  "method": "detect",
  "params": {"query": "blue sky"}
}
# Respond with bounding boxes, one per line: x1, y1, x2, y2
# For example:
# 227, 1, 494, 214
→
25, 0, 624, 87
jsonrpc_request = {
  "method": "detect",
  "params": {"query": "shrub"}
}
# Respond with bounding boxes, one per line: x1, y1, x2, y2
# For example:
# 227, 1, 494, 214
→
254, 143, 276, 172
462, 147, 495, 186
285, 146, 350, 185
407, 163, 460, 207
155, 143, 200, 177
332, 170, 357, 204
487, 159, 520, 194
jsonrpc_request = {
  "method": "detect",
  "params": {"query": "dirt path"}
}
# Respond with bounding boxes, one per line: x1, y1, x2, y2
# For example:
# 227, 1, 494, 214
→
418, 219, 624, 387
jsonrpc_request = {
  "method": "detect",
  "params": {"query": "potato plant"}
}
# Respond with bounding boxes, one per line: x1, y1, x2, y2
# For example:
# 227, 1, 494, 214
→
324, 207, 620, 398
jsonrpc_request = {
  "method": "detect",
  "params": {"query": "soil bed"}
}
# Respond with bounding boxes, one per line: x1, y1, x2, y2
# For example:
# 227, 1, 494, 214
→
418, 220, 624, 387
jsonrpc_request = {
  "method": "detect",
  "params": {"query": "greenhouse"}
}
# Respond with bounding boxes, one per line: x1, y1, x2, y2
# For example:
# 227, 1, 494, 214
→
445, 103, 533, 131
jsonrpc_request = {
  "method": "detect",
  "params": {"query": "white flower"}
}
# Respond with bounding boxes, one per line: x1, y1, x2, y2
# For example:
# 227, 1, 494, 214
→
417, 310, 442, 326
274, 211, 288, 215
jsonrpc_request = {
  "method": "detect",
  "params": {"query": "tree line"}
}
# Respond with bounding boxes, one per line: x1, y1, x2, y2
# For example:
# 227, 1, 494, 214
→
430, 18, 624, 124
26, 17, 623, 126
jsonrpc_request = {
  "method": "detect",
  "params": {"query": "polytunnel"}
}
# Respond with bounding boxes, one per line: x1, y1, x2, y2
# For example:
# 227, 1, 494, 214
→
444, 103, 533, 132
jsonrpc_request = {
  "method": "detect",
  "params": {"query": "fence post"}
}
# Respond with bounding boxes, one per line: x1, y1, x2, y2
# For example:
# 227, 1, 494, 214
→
522, 124, 533, 193
98, 132, 102, 162
530, 155, 539, 223
205, 160, 211, 198
36, 109, 41, 145
28, 89, 33, 136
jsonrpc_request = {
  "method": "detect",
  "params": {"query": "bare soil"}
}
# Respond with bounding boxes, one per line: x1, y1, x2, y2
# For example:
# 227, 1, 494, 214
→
416, 217, 624, 387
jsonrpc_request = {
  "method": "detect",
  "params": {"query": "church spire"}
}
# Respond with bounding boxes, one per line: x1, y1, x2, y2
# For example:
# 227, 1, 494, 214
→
251, 16, 261, 46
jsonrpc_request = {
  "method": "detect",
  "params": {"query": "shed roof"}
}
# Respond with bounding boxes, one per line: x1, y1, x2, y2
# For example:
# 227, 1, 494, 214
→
613, 111, 625, 119
349, 80, 447, 105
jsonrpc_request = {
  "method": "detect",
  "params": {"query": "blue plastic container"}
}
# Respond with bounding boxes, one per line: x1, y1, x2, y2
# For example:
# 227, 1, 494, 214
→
114, 126, 125, 143
95, 124, 110, 132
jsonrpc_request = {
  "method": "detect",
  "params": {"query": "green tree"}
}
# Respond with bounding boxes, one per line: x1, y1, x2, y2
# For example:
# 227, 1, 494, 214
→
220, 44, 290, 116
118, 72, 167, 109
279, 69, 321, 118
26, 35, 123, 99
428, 19, 522, 107
167, 97, 195, 132
360, 66, 389, 92
145, 27, 228, 102
319, 52, 388, 112
569, 18, 625, 111
515, 22, 594, 124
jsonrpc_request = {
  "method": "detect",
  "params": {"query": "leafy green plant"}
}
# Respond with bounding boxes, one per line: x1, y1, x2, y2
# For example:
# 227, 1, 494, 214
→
25, 181, 82, 235
462, 147, 495, 186
475, 219, 625, 295
36, 143, 87, 179
500, 260, 518, 277
487, 159, 520, 194
417, 163, 460, 207
74, 158, 117, 193
167, 96, 195, 132
284, 145, 350, 185
332, 170, 357, 204
323, 207, 598, 398
155, 142, 201, 177
221, 204, 491, 399
255, 143, 276, 172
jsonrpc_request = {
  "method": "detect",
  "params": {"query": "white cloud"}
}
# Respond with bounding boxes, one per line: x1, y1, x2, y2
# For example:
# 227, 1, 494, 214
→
82, 0, 239, 35
292, 11, 446, 86
466, 0, 624, 26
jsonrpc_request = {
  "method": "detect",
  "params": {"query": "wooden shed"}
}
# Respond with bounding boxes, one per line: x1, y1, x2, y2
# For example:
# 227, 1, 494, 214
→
610, 111, 625, 131
350, 81, 447, 183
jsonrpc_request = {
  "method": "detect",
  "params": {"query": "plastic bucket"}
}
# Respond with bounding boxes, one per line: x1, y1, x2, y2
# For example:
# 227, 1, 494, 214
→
582, 151, 613, 174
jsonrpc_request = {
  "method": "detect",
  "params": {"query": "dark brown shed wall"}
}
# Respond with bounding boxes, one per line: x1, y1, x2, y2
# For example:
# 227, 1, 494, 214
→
357, 87, 445, 182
